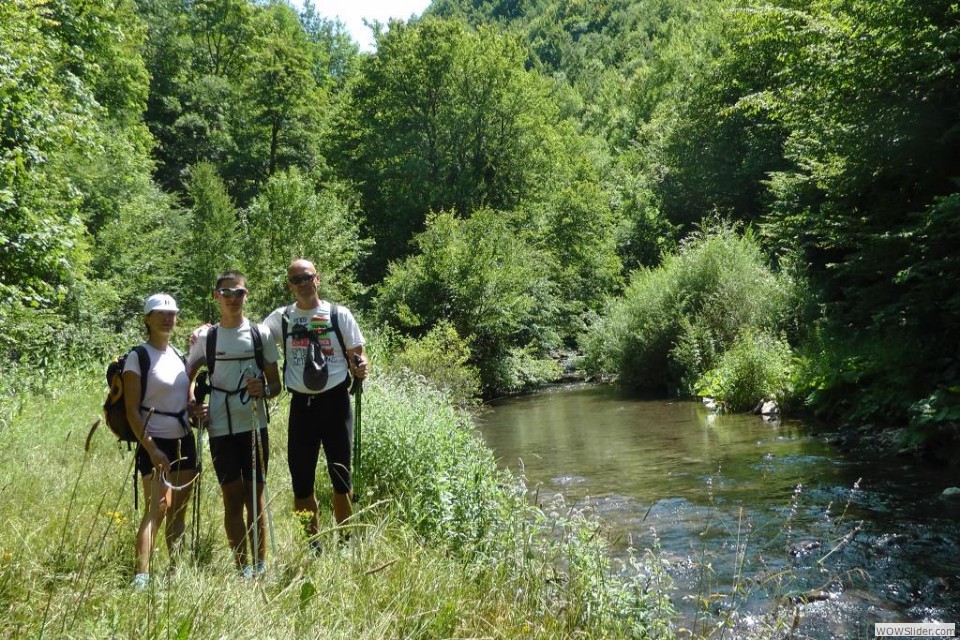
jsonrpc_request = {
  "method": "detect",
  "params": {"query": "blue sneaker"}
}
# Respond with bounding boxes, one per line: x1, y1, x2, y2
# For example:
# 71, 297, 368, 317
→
131, 573, 150, 590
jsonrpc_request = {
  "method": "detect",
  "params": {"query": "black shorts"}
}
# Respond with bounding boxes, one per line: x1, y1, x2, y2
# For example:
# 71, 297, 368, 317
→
209, 429, 269, 486
288, 381, 352, 497
136, 434, 197, 477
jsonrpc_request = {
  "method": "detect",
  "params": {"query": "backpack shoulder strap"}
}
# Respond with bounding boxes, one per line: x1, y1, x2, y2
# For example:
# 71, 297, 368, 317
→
281, 304, 296, 385
205, 325, 219, 378
330, 304, 349, 359
250, 323, 265, 372
132, 345, 150, 405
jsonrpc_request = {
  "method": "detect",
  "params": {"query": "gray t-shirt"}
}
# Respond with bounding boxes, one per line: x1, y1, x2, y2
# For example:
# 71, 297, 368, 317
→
188, 320, 279, 438
263, 301, 364, 394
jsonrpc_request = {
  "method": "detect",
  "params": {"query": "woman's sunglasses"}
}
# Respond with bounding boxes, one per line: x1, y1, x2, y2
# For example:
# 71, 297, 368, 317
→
216, 287, 248, 299
288, 273, 316, 285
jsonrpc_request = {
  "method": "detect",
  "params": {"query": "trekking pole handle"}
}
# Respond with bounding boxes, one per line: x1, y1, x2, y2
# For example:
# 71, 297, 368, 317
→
350, 353, 363, 395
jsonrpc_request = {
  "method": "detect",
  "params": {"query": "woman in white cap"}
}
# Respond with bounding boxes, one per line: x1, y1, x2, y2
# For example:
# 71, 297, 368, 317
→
123, 293, 197, 589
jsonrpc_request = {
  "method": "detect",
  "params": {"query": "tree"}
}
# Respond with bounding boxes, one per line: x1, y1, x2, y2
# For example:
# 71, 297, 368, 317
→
375, 209, 558, 394
181, 162, 241, 322
332, 17, 567, 279
229, 1, 326, 198
1, 0, 111, 309
240, 168, 366, 319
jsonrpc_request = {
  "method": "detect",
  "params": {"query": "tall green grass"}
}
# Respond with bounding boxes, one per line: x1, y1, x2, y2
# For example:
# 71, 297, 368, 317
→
0, 364, 675, 638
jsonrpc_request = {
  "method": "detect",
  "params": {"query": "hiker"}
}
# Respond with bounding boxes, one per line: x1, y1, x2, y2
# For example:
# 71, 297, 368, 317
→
187, 271, 280, 576
124, 293, 196, 590
263, 259, 368, 547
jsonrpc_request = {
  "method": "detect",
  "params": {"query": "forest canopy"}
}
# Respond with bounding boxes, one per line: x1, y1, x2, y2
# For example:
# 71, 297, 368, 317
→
2, 0, 958, 441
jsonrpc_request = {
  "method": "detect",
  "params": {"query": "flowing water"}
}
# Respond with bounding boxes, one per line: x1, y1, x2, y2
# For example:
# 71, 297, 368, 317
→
477, 383, 960, 638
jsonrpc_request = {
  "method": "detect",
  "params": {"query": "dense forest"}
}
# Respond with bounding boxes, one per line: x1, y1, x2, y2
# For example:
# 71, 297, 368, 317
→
2, 0, 958, 446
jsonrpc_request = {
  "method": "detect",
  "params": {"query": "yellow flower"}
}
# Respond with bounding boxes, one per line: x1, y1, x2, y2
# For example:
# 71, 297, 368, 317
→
103, 510, 125, 526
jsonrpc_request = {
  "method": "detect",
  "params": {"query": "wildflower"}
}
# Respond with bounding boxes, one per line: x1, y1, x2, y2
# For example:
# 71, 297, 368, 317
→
103, 510, 126, 526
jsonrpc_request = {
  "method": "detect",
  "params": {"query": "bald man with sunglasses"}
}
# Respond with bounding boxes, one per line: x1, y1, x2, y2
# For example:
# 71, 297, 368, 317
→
263, 259, 368, 549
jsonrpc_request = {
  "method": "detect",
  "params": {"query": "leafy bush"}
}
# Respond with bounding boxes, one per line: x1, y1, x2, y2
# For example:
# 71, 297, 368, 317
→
585, 222, 798, 398
479, 345, 563, 397
375, 209, 559, 397
240, 168, 369, 319
695, 329, 793, 412
387, 320, 482, 407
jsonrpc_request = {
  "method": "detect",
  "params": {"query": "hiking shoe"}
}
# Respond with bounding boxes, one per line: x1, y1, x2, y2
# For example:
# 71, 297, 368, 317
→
131, 573, 150, 590
241, 562, 266, 580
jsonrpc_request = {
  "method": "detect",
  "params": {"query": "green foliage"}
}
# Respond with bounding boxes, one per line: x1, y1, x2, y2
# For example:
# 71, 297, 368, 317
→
181, 162, 240, 322
375, 209, 557, 396
386, 321, 482, 408
585, 223, 798, 397
333, 16, 572, 279
239, 167, 367, 318
695, 328, 792, 412
89, 184, 188, 324
228, 1, 326, 199
0, 0, 99, 309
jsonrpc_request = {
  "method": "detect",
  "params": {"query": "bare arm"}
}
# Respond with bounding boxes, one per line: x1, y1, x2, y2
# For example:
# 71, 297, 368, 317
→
123, 370, 170, 473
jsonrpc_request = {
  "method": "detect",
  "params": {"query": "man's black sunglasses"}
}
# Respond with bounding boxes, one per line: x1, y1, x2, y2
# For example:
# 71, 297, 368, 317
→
289, 273, 316, 285
216, 287, 247, 299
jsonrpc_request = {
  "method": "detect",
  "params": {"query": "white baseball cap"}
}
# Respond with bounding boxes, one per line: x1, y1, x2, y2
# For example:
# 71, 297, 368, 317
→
144, 293, 179, 314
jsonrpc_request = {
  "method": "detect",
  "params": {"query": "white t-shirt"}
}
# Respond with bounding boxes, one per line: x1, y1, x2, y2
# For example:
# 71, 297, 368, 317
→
263, 301, 364, 394
123, 343, 190, 439
187, 320, 279, 438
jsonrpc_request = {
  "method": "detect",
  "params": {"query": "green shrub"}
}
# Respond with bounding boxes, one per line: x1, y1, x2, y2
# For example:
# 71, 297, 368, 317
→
389, 320, 482, 408
479, 345, 562, 397
585, 222, 798, 398
375, 209, 560, 397
695, 329, 793, 412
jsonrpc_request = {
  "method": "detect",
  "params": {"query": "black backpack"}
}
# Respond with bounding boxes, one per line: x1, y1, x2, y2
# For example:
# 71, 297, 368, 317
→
99, 345, 188, 446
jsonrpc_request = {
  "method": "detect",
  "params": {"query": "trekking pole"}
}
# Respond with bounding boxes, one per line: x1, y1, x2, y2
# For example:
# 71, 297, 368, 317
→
249, 420, 259, 571
192, 372, 211, 561
350, 354, 363, 503
244, 367, 276, 560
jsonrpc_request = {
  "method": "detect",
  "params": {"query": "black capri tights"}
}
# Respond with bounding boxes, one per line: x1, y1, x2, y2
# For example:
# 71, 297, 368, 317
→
287, 382, 353, 497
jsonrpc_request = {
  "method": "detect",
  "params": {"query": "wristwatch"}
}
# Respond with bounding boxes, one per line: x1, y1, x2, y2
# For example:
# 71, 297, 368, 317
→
264, 384, 272, 398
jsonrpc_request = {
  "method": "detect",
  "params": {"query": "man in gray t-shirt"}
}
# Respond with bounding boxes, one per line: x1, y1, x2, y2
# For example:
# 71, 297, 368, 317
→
188, 270, 280, 575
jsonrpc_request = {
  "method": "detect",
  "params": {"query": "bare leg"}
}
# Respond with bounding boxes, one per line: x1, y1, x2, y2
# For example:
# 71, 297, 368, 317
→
221, 479, 248, 568
250, 480, 267, 564
332, 492, 352, 526
165, 469, 196, 562
136, 473, 167, 574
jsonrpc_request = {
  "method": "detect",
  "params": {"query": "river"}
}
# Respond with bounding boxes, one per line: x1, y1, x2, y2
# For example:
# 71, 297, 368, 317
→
476, 383, 960, 639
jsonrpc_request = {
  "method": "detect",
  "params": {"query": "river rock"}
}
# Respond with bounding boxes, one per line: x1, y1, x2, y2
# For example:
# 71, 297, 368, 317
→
940, 487, 960, 499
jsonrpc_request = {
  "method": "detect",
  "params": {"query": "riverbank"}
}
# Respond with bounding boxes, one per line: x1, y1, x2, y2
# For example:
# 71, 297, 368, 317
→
0, 370, 675, 638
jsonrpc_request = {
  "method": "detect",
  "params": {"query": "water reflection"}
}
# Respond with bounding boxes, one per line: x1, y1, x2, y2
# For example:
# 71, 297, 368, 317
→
477, 384, 960, 638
